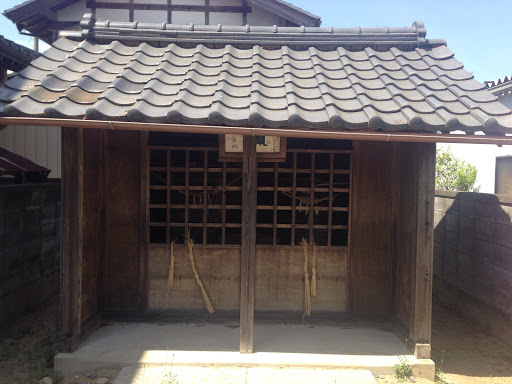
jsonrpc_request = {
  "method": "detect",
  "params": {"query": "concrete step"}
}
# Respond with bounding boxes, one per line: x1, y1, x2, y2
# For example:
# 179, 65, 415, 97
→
113, 366, 377, 384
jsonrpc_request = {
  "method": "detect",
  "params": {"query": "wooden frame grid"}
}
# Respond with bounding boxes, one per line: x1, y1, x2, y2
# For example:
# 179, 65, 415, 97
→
148, 145, 351, 246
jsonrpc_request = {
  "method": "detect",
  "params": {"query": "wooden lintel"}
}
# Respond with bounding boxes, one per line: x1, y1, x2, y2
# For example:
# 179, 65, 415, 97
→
85, 1, 252, 13
60, 127, 84, 352
240, 135, 257, 354
412, 143, 435, 351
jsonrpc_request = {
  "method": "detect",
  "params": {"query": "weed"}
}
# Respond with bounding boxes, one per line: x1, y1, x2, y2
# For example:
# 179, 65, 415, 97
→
0, 343, 19, 361
40, 335, 53, 347
43, 345, 55, 368
161, 370, 179, 384
51, 371, 64, 384
393, 355, 413, 382
160, 353, 179, 384
435, 349, 446, 384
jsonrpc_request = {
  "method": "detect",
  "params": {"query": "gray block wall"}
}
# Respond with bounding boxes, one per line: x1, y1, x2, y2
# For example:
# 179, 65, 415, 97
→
0, 182, 61, 324
434, 190, 512, 344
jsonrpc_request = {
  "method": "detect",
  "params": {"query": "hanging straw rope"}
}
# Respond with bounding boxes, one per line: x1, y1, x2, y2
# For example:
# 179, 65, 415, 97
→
184, 232, 215, 314
311, 241, 317, 297
301, 238, 311, 316
165, 240, 177, 309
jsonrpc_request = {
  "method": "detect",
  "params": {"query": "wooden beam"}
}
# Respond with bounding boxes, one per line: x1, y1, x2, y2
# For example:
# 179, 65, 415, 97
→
411, 142, 435, 358
85, 1, 251, 13
60, 127, 84, 352
240, 135, 257, 354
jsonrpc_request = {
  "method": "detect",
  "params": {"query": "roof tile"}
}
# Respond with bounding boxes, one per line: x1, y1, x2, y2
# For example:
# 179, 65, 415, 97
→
1, 32, 511, 134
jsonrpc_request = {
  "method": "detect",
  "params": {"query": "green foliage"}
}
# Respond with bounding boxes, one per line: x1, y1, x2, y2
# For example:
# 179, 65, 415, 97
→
436, 146, 480, 192
435, 349, 446, 384
393, 355, 413, 382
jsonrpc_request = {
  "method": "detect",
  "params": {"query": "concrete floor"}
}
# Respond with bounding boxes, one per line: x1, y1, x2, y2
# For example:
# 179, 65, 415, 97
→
113, 366, 379, 384
55, 322, 435, 380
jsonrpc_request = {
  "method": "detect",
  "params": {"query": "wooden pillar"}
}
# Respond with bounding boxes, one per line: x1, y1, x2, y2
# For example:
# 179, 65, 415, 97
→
240, 135, 257, 353
60, 127, 84, 352
411, 143, 435, 359
0, 67, 7, 87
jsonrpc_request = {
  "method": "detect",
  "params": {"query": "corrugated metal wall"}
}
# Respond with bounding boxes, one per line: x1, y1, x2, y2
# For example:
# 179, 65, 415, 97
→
0, 125, 61, 178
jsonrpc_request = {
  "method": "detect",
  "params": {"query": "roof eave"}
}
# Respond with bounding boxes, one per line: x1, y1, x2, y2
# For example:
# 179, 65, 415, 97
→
1, 117, 511, 146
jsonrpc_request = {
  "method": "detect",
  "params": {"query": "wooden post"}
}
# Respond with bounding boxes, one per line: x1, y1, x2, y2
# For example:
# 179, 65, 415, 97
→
412, 142, 435, 359
60, 127, 84, 352
240, 135, 257, 353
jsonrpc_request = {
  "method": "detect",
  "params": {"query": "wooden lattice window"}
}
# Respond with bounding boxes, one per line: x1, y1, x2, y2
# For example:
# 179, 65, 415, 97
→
148, 134, 351, 246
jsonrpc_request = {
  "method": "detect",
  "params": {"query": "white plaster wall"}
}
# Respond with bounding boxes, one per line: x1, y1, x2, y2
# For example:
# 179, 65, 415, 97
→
247, 5, 282, 25
134, 10, 168, 23
210, 12, 243, 25
55, 0, 285, 27
0, 125, 61, 178
57, 1, 89, 21
96, 9, 130, 21
172, 11, 207, 24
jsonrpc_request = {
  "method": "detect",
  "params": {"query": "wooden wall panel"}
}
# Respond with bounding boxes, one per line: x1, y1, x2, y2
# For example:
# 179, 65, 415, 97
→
255, 246, 348, 312
103, 131, 141, 312
148, 245, 241, 311
147, 245, 347, 313
81, 129, 103, 324
350, 141, 394, 316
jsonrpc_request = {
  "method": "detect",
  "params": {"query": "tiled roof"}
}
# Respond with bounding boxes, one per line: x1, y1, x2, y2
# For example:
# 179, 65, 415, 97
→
70, 15, 438, 50
0, 145, 50, 177
485, 75, 512, 90
0, 17, 511, 134
0, 35, 42, 72
3, 0, 321, 42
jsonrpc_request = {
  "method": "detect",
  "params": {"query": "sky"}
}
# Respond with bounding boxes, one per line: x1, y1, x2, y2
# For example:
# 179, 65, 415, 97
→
1, 0, 511, 192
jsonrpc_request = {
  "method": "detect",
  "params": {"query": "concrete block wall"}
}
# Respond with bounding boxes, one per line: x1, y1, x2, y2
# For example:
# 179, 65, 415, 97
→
434, 190, 512, 345
0, 182, 61, 324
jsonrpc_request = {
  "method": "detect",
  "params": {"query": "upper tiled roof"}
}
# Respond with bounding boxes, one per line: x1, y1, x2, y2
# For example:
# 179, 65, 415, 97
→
3, 0, 320, 43
1, 16, 511, 134
0, 35, 42, 72
70, 15, 438, 50
485, 75, 512, 91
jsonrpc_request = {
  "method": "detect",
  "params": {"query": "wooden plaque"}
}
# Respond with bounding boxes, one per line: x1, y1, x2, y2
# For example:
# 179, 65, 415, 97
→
219, 134, 286, 162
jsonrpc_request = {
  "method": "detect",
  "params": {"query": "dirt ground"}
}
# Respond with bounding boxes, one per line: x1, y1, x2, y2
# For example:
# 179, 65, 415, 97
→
1, 296, 511, 384
375, 303, 512, 384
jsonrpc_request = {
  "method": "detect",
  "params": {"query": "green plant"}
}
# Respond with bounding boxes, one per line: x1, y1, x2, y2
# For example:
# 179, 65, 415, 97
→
51, 371, 64, 384
393, 355, 413, 382
435, 349, 446, 384
160, 354, 179, 384
42, 345, 55, 368
161, 370, 179, 384
436, 146, 480, 192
